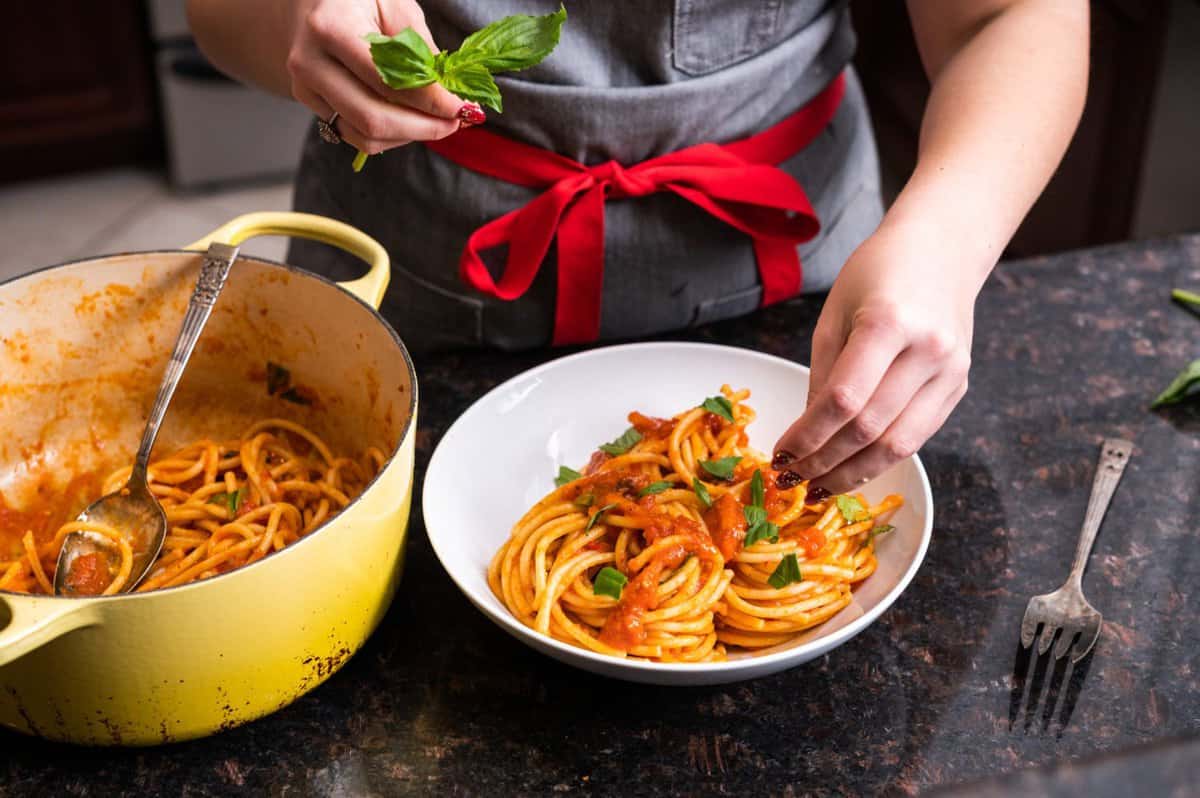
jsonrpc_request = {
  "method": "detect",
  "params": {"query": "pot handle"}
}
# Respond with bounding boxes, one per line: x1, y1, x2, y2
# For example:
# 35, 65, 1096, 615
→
185, 212, 390, 310
0, 597, 100, 668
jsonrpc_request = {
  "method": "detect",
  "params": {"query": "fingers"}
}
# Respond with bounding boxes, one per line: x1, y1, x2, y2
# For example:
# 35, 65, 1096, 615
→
304, 1, 466, 120
810, 375, 967, 494
774, 309, 907, 464
785, 348, 940, 480
291, 53, 459, 151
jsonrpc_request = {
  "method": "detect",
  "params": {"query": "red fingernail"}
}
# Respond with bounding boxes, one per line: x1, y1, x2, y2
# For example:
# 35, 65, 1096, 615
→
806, 485, 832, 503
771, 450, 796, 470
775, 470, 805, 489
458, 102, 486, 125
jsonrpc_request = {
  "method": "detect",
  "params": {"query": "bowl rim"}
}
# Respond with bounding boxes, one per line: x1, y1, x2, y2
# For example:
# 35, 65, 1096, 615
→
0, 249, 418, 603
424, 340, 934, 675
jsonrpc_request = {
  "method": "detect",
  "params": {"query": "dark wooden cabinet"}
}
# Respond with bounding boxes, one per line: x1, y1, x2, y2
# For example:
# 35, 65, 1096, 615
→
852, 1, 1169, 256
0, 3, 159, 183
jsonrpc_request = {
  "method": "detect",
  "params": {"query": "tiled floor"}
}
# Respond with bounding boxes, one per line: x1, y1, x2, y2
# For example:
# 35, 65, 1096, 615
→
0, 168, 294, 283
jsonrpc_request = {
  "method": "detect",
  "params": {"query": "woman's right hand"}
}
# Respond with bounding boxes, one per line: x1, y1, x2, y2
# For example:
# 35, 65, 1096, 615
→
284, 0, 481, 155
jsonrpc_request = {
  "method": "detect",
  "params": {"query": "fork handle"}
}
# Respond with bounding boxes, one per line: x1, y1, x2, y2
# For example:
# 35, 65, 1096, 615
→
1068, 438, 1133, 587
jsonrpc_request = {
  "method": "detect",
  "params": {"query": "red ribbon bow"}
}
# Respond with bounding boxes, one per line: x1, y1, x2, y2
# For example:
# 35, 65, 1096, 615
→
426, 73, 845, 345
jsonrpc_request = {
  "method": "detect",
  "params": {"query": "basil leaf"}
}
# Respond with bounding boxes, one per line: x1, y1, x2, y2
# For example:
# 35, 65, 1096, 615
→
1151, 358, 1200, 408
1171, 287, 1200, 311
599, 427, 642, 456
554, 465, 582, 487
700, 396, 734, 423
692, 478, 712, 509
767, 553, 803, 589
638, 481, 673, 497
744, 520, 779, 547
266, 361, 290, 395
749, 469, 765, 508
365, 29, 438, 89
860, 523, 895, 550
836, 495, 870, 524
435, 59, 503, 112
573, 492, 595, 508
452, 4, 566, 73
279, 387, 311, 406
586, 503, 618, 531
593, 566, 627, 600
699, 456, 741, 481
209, 487, 245, 517
743, 504, 767, 529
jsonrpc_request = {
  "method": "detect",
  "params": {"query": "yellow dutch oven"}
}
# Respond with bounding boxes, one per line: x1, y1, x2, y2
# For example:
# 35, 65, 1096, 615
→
0, 212, 416, 745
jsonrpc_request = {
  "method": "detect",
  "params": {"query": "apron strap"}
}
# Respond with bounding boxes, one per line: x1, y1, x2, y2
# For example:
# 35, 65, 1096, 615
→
426, 72, 846, 345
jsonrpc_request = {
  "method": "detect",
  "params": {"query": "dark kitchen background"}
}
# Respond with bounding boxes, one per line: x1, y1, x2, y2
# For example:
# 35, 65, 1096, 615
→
0, 0, 1196, 279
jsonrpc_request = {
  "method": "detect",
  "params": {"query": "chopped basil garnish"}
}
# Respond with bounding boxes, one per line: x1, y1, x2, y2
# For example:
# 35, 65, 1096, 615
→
593, 566, 627, 599
209, 486, 245, 517
692, 478, 712, 509
860, 523, 895, 550
749, 469, 765, 507
744, 519, 779, 547
767, 553, 803, 589
555, 465, 582, 487
742, 468, 777, 546
638, 481, 673, 497
836, 495, 870, 524
585, 503, 618, 531
701, 396, 735, 423
699, 456, 741, 481
573, 492, 595, 508
266, 362, 290, 395
599, 427, 643, 456
279, 387, 311, 406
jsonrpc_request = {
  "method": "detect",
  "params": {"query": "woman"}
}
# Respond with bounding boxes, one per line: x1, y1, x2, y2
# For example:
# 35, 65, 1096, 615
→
188, 0, 1088, 492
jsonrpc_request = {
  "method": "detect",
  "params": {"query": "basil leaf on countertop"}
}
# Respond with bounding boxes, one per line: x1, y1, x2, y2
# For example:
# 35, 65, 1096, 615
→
1151, 358, 1200, 408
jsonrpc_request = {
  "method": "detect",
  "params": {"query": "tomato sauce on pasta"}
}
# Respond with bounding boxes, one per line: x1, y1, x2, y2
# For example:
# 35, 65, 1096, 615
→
488, 387, 903, 662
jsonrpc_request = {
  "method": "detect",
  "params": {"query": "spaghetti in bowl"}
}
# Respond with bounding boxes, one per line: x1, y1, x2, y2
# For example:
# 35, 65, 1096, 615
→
424, 342, 933, 685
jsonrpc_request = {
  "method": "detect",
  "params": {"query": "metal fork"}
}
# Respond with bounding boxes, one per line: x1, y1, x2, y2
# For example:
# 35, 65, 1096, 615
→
1020, 438, 1133, 663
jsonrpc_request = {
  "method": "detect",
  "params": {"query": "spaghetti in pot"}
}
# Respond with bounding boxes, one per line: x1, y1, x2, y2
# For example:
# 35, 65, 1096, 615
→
0, 419, 385, 596
488, 387, 903, 663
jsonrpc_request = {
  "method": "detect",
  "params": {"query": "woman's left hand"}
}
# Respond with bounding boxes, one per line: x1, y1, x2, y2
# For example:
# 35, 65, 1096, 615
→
772, 220, 984, 494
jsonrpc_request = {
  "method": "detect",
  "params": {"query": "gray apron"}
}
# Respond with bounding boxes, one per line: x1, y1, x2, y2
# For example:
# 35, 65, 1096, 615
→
289, 0, 882, 353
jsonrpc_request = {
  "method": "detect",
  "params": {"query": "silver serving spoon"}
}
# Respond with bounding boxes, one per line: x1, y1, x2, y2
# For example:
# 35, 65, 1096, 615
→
54, 242, 241, 595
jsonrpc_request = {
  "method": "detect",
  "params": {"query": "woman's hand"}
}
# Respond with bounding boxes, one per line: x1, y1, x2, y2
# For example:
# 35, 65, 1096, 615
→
772, 221, 982, 493
284, 0, 479, 155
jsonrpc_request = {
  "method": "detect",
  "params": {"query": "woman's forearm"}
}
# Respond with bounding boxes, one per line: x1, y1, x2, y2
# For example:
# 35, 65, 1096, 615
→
186, 0, 299, 97
885, 0, 1090, 289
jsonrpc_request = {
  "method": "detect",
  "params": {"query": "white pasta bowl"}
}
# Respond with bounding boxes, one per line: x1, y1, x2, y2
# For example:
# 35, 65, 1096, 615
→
423, 342, 933, 685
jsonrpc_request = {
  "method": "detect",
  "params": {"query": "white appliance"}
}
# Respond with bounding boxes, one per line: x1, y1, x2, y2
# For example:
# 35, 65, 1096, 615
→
146, 0, 313, 188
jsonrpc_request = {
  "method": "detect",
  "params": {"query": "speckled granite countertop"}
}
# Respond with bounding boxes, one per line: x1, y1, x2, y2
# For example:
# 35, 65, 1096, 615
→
4, 236, 1199, 796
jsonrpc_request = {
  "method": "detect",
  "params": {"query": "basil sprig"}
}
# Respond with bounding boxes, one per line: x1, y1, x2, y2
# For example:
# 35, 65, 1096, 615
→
743, 470, 779, 547
357, 6, 566, 171
593, 566, 627, 599
1152, 359, 1200, 408
1151, 288, 1200, 408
